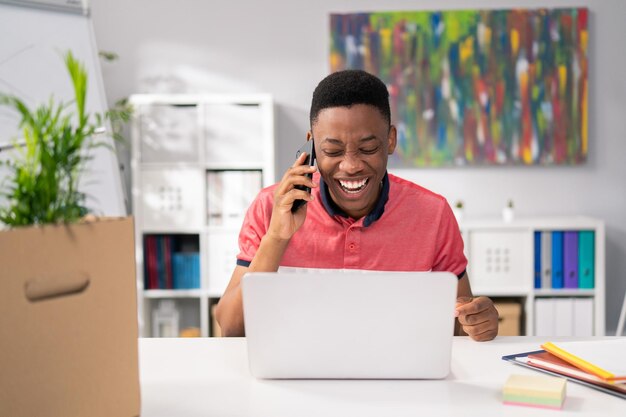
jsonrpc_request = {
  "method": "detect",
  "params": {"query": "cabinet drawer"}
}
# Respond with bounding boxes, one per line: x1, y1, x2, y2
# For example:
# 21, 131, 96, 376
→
466, 230, 529, 292
140, 169, 204, 231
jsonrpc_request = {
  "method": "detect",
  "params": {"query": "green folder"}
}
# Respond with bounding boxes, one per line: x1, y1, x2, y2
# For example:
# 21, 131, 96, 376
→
578, 231, 595, 289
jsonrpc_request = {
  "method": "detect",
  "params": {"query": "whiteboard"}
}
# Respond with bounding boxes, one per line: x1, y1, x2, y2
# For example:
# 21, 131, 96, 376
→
0, 2, 126, 216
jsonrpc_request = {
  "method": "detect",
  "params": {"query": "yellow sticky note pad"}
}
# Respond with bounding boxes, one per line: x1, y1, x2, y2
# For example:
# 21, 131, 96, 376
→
503, 374, 567, 409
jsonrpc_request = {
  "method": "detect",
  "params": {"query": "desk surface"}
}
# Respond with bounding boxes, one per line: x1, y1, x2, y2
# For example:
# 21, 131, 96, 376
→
139, 337, 624, 416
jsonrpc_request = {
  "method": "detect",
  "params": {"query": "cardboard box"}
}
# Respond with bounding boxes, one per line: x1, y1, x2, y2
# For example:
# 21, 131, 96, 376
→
0, 217, 140, 417
495, 301, 522, 336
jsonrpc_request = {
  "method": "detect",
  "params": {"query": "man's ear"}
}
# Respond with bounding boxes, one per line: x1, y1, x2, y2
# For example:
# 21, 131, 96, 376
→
306, 131, 313, 141
387, 125, 397, 155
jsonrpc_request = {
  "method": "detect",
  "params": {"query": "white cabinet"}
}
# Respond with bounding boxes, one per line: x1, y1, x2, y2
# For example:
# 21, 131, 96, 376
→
460, 217, 605, 336
131, 94, 275, 337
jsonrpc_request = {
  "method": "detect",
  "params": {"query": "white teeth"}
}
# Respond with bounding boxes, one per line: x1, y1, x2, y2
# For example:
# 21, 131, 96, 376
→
339, 178, 368, 193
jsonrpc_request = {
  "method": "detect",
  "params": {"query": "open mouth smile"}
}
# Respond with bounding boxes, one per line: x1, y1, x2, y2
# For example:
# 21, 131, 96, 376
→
337, 178, 369, 194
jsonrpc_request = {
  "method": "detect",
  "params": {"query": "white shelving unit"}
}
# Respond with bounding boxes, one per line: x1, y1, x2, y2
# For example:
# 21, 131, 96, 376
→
460, 216, 605, 336
130, 94, 275, 337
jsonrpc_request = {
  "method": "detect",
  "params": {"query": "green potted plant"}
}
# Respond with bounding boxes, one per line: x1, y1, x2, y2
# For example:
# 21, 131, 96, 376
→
0, 50, 130, 226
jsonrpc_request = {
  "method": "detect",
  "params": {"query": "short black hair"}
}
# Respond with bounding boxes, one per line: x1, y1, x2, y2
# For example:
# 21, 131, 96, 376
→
309, 69, 391, 127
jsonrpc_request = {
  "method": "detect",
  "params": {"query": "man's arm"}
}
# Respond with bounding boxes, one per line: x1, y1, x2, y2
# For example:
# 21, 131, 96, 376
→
454, 272, 499, 341
215, 152, 317, 336
215, 265, 248, 337
215, 235, 290, 336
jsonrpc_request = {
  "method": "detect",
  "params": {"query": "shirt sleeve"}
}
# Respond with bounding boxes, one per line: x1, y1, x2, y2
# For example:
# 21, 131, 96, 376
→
236, 189, 273, 266
432, 200, 467, 278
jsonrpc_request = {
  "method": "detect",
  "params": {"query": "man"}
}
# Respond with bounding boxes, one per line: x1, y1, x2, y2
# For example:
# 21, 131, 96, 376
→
216, 70, 499, 341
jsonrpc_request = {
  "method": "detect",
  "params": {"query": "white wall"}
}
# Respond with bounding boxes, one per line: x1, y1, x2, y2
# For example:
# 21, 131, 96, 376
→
91, 0, 626, 334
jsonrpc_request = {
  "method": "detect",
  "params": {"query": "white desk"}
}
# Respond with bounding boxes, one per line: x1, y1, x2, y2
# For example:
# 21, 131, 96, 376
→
139, 337, 624, 416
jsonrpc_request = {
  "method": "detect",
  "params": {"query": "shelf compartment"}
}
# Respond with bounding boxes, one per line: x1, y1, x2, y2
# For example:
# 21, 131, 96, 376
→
143, 234, 200, 290
149, 298, 201, 338
138, 103, 200, 164
466, 229, 530, 291
206, 169, 262, 227
140, 168, 204, 231
534, 297, 594, 337
203, 103, 264, 165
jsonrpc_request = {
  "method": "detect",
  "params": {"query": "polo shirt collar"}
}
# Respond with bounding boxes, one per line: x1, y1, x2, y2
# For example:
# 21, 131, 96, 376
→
319, 171, 389, 227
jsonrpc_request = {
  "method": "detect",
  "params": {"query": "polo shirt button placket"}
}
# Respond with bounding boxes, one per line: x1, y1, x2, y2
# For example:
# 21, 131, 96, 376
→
345, 227, 360, 268
348, 228, 356, 251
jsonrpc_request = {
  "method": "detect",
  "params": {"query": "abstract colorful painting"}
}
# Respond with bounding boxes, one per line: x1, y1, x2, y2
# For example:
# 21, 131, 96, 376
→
330, 8, 588, 166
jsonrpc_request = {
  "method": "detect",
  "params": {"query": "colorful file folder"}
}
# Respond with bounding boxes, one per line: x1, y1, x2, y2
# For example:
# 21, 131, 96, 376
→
551, 231, 564, 288
533, 230, 595, 290
578, 231, 595, 289
541, 232, 552, 289
534, 231, 541, 289
563, 232, 579, 288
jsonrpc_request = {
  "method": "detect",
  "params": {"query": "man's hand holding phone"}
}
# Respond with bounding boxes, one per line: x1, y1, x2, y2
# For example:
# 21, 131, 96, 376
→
267, 140, 317, 242
291, 140, 316, 213
216, 141, 316, 337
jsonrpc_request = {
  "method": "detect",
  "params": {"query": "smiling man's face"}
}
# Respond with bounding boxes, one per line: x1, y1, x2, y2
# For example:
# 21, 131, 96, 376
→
309, 104, 397, 219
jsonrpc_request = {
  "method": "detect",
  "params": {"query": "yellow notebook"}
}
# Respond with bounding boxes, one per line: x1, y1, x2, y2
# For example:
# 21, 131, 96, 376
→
541, 339, 626, 382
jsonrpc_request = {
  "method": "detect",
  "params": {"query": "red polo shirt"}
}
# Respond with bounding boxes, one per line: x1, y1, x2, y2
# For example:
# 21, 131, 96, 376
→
236, 172, 467, 277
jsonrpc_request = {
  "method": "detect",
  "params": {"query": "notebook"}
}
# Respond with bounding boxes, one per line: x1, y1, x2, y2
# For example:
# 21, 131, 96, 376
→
242, 271, 458, 379
527, 351, 626, 392
542, 340, 626, 381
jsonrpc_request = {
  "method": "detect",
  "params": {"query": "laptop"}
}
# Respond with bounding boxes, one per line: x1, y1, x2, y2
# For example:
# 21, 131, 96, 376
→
242, 271, 458, 379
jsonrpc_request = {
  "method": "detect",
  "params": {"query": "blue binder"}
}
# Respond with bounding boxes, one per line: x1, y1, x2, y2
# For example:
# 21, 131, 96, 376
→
551, 231, 564, 288
534, 231, 541, 289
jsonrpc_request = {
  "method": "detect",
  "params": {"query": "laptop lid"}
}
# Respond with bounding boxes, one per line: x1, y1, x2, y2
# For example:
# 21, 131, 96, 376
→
242, 271, 457, 379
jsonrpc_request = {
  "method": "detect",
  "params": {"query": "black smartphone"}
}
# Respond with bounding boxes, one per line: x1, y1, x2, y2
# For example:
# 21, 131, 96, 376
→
291, 139, 316, 213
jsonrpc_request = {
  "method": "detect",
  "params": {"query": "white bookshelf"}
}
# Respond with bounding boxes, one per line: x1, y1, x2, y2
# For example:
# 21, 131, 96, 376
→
130, 94, 275, 337
460, 216, 605, 336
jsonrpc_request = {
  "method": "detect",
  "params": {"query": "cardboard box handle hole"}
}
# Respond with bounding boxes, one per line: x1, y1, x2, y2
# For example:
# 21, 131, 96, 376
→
24, 272, 90, 302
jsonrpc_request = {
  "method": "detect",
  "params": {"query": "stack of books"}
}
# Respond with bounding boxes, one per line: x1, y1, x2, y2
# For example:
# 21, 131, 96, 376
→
144, 235, 200, 290
503, 339, 626, 399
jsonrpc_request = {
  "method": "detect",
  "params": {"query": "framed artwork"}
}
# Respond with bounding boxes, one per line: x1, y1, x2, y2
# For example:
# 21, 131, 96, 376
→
330, 8, 588, 167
